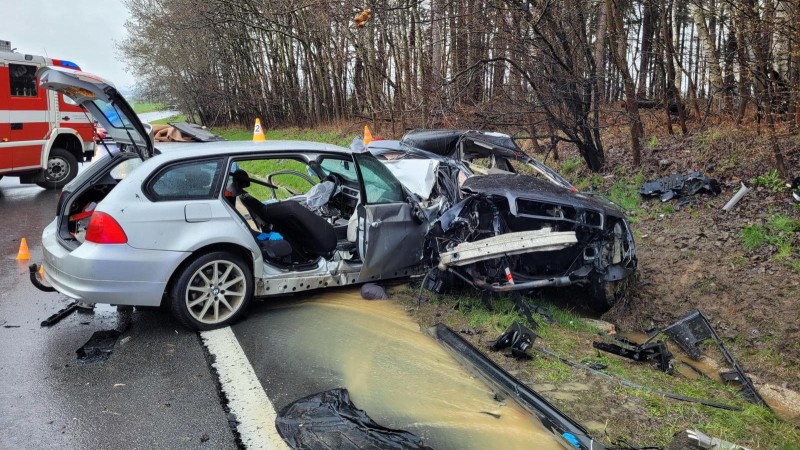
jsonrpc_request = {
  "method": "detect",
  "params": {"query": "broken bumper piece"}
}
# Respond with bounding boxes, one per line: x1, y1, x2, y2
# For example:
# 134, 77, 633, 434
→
438, 229, 576, 269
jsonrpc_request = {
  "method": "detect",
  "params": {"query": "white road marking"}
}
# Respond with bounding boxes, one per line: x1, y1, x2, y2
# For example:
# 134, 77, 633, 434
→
200, 327, 289, 450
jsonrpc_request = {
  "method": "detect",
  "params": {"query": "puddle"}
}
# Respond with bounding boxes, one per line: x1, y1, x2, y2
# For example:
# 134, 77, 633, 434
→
252, 290, 564, 450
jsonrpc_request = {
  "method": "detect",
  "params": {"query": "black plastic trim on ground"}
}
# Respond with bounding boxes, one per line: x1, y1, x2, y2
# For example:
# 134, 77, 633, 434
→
430, 323, 602, 450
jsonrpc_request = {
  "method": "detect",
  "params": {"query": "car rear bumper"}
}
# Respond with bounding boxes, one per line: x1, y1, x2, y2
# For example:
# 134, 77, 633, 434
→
40, 220, 188, 307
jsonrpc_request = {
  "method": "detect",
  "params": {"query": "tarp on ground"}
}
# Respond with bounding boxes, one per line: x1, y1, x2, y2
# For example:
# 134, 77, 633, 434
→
275, 388, 433, 450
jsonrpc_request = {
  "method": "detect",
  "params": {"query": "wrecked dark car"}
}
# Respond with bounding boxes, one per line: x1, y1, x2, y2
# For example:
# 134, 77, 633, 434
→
369, 130, 637, 311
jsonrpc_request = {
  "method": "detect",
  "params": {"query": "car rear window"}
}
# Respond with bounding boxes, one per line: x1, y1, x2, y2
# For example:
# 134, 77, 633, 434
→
147, 159, 224, 201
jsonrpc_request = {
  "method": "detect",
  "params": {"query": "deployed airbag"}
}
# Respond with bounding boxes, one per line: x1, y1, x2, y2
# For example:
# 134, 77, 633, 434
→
381, 159, 439, 200
275, 388, 432, 450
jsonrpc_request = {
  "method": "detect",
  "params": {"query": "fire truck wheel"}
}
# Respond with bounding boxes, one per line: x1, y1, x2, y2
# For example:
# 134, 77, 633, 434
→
37, 148, 78, 189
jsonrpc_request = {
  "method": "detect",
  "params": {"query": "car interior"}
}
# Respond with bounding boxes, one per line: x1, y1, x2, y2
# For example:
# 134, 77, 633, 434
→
225, 156, 362, 268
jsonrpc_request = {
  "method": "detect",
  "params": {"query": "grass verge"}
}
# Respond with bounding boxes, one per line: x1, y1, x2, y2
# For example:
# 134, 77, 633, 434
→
391, 285, 800, 448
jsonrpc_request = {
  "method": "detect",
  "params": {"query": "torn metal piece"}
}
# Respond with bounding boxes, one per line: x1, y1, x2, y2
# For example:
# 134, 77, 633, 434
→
722, 183, 750, 212
490, 322, 537, 359
275, 388, 432, 450
593, 336, 674, 373
686, 429, 753, 450
41, 301, 79, 327
661, 310, 769, 409
430, 323, 602, 449
639, 172, 721, 201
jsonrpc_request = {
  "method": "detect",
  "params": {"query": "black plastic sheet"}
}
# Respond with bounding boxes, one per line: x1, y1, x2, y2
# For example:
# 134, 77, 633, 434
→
276, 388, 433, 450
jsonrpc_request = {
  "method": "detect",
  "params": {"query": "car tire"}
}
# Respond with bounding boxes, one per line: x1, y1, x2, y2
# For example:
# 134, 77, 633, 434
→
37, 147, 78, 189
588, 278, 619, 313
170, 251, 254, 330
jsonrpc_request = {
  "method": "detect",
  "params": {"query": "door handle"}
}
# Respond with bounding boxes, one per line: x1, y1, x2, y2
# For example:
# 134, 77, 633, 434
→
10, 123, 22, 130
62, 116, 71, 121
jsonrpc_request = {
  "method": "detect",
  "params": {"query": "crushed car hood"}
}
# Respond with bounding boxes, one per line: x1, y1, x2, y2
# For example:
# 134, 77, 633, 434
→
462, 174, 625, 218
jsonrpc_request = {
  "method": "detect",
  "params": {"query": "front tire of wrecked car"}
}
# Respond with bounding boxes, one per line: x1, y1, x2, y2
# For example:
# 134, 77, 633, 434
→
169, 251, 254, 330
588, 277, 619, 313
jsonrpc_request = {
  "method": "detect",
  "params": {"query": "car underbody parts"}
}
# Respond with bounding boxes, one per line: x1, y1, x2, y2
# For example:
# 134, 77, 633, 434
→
661, 310, 769, 409
533, 346, 741, 412
490, 321, 538, 359
275, 388, 432, 450
639, 172, 721, 201
430, 323, 603, 450
40, 301, 80, 327
593, 335, 674, 374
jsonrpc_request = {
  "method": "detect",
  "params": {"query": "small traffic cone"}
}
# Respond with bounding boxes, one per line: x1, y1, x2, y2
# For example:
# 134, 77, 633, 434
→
363, 125, 374, 145
252, 118, 266, 142
39, 264, 45, 276
16, 238, 30, 260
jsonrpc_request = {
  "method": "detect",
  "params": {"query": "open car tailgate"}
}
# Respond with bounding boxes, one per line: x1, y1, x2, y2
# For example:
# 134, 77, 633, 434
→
437, 229, 577, 269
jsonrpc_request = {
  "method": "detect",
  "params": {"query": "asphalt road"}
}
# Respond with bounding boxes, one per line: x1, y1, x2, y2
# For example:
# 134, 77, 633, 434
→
0, 176, 236, 449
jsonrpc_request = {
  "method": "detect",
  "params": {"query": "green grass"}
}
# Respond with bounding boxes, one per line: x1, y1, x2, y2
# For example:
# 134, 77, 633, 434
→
130, 101, 166, 114
211, 125, 353, 147
236, 158, 316, 200
559, 157, 583, 176
394, 284, 800, 448
607, 174, 644, 212
741, 214, 800, 270
752, 169, 786, 193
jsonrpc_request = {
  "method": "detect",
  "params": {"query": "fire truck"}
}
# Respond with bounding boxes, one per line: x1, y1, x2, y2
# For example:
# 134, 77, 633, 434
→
1, 39, 95, 189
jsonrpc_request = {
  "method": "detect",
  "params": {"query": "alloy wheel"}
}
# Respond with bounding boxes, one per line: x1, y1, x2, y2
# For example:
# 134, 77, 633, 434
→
184, 260, 247, 324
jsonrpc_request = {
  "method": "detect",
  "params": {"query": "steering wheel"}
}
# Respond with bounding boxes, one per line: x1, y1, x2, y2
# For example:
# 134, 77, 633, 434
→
265, 170, 318, 198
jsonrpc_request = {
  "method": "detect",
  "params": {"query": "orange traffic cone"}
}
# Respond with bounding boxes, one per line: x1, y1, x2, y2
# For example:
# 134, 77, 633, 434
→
363, 125, 374, 145
252, 118, 266, 141
39, 264, 45, 276
16, 238, 30, 260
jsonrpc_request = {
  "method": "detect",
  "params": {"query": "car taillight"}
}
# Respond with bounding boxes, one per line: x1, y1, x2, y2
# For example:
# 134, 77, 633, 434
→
85, 212, 128, 244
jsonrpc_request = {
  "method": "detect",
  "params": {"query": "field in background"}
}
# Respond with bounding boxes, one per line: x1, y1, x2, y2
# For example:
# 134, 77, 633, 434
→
129, 101, 166, 114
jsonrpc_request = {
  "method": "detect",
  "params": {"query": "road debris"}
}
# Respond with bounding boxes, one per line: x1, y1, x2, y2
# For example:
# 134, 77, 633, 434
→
41, 301, 79, 327
490, 322, 537, 359
431, 323, 603, 449
686, 429, 753, 450
639, 172, 721, 201
534, 345, 740, 411
276, 388, 432, 450
722, 183, 750, 212
662, 310, 769, 408
593, 335, 674, 373
76, 330, 121, 365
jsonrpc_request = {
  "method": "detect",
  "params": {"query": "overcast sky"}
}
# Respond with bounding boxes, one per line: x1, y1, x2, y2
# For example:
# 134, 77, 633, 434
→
1, 0, 134, 90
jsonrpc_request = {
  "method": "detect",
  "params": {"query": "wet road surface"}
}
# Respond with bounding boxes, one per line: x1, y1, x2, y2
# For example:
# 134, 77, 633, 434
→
0, 177, 235, 448
1, 172, 565, 449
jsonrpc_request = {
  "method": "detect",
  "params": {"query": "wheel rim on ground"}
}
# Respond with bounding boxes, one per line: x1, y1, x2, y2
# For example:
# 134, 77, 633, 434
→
46, 156, 71, 182
185, 260, 247, 324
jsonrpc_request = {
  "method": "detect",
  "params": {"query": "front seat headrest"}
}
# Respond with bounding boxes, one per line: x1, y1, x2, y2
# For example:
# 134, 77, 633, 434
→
232, 169, 251, 189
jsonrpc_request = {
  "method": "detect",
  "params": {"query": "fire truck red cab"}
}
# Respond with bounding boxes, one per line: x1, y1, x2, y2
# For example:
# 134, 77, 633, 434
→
1, 40, 96, 189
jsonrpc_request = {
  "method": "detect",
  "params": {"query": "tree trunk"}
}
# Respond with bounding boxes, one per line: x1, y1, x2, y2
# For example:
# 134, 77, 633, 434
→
607, 0, 643, 165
